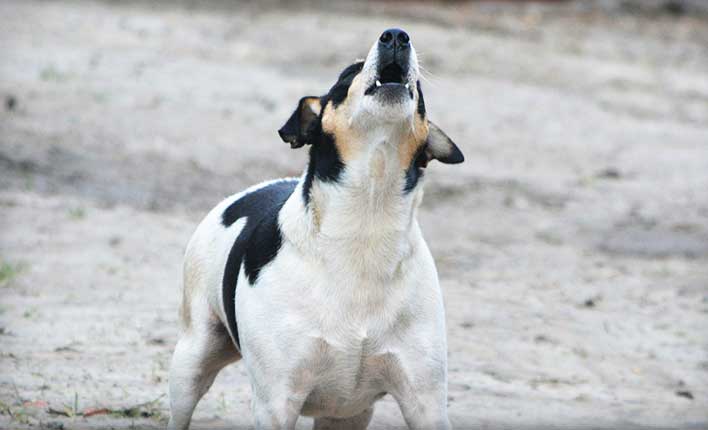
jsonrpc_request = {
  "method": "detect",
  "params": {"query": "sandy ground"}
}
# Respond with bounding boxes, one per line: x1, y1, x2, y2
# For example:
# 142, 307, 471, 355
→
1, 1, 707, 429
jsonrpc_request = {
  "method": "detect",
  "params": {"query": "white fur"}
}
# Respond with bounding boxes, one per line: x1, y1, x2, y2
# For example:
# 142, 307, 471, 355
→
168, 38, 450, 430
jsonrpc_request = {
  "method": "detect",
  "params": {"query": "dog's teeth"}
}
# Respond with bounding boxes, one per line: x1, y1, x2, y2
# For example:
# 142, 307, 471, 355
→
375, 80, 382, 87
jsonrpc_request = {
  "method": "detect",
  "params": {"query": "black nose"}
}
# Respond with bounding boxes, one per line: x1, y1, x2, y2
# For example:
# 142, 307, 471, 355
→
379, 28, 410, 49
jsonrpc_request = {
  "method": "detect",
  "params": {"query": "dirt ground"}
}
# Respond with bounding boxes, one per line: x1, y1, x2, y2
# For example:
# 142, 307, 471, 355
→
1, 1, 707, 429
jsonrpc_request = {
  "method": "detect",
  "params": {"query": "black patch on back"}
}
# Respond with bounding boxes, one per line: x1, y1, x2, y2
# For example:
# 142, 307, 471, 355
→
416, 80, 426, 118
404, 143, 428, 193
221, 179, 297, 349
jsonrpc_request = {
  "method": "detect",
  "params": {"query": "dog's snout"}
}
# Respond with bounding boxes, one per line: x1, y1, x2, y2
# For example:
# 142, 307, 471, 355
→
378, 28, 410, 50
365, 28, 416, 98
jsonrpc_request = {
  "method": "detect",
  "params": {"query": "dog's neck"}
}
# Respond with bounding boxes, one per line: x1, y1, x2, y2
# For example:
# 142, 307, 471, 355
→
281, 125, 424, 281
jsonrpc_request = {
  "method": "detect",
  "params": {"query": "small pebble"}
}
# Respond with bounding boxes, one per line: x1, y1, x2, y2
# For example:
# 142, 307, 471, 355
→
596, 167, 621, 179
5, 95, 17, 111
675, 390, 693, 400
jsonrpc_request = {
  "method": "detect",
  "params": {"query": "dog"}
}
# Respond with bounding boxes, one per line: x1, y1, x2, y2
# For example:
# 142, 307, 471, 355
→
168, 28, 464, 430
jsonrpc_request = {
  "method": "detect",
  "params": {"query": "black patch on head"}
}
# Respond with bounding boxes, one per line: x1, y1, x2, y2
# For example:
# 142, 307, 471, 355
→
299, 62, 363, 205
221, 179, 297, 349
416, 80, 426, 118
403, 143, 428, 193
327, 61, 364, 108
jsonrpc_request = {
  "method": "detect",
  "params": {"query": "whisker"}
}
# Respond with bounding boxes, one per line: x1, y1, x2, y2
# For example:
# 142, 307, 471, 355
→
415, 52, 440, 88
417, 64, 438, 87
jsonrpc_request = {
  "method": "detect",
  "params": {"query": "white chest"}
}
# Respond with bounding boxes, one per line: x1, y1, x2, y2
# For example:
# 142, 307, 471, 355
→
234, 239, 439, 417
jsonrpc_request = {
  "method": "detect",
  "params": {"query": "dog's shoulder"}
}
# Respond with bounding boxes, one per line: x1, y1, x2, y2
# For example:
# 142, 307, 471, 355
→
221, 177, 298, 283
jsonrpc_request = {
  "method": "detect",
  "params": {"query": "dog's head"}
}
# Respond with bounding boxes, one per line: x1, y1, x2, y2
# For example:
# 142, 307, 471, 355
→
278, 28, 463, 195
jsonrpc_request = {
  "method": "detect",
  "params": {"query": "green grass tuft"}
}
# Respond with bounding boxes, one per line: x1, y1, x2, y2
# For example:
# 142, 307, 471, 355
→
0, 260, 26, 287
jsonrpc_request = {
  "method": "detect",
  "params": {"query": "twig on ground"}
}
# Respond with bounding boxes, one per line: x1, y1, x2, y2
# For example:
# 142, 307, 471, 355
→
46, 394, 166, 420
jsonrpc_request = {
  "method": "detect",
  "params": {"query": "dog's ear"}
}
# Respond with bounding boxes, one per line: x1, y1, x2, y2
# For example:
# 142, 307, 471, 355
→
278, 96, 322, 148
426, 121, 464, 164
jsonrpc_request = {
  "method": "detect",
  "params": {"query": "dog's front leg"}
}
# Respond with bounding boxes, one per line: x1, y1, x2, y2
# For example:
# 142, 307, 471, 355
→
395, 388, 451, 430
384, 358, 450, 430
250, 383, 309, 430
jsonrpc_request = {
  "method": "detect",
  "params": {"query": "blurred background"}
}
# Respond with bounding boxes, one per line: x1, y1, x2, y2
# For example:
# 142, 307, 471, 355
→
1, 0, 707, 428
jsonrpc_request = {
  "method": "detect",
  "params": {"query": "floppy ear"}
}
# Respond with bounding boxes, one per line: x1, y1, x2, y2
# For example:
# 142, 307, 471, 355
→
426, 121, 464, 164
278, 96, 322, 148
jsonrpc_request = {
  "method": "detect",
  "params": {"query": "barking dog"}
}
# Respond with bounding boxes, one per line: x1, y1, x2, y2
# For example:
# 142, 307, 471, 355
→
168, 28, 464, 430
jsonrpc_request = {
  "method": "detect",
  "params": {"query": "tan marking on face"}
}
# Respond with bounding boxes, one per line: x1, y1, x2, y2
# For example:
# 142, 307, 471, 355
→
398, 109, 429, 170
321, 100, 360, 162
319, 73, 369, 162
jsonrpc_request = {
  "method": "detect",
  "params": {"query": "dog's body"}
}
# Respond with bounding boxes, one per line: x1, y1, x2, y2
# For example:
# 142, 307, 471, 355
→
168, 29, 463, 430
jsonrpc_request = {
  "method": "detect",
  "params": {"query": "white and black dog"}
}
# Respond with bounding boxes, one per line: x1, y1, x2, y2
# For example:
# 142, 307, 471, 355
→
168, 28, 464, 430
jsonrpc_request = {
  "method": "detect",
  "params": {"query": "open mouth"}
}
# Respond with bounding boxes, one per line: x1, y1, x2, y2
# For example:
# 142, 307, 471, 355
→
364, 63, 413, 98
